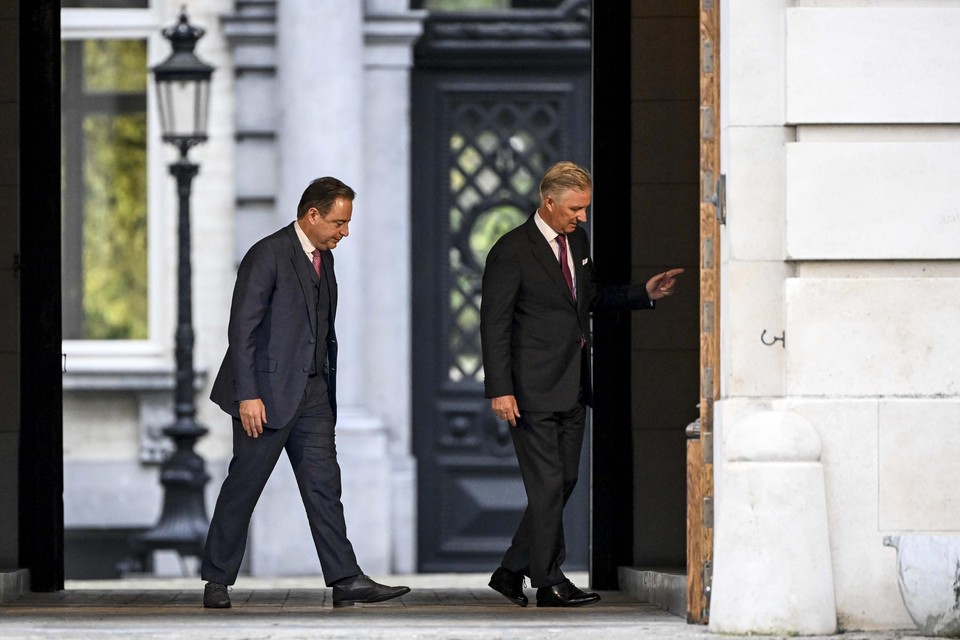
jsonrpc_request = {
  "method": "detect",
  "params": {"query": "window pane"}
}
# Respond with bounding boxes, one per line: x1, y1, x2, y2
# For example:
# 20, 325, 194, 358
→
82, 113, 148, 340
61, 1, 148, 8
83, 39, 147, 93
62, 39, 148, 340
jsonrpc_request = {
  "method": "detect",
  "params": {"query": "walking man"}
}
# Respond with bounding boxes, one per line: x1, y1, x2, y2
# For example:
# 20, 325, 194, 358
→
201, 177, 409, 609
480, 161, 683, 607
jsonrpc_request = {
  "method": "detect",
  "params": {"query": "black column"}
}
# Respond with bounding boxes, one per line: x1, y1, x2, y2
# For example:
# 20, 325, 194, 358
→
18, 0, 64, 592
589, 0, 633, 590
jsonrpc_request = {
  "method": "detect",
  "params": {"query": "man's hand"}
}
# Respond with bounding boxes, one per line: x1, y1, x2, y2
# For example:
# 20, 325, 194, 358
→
491, 395, 521, 427
646, 268, 685, 300
239, 398, 267, 437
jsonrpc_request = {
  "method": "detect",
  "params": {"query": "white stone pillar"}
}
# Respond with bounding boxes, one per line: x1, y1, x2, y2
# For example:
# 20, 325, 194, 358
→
251, 0, 392, 577
361, 0, 425, 574
710, 410, 837, 635
277, 0, 365, 407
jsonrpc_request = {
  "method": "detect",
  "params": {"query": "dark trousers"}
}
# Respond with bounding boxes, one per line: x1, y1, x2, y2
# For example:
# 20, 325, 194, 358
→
500, 402, 586, 588
201, 374, 361, 586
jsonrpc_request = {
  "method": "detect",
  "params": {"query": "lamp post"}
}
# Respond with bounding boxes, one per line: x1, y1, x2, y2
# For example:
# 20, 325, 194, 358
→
137, 7, 215, 566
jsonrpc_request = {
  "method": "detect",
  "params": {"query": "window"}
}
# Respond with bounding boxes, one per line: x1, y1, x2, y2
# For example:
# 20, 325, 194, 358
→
61, 38, 149, 340
61, 4, 165, 360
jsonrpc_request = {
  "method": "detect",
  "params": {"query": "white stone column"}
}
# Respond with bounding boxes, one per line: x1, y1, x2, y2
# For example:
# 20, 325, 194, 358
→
251, 0, 392, 577
277, 0, 366, 406
361, 0, 425, 574
710, 410, 837, 636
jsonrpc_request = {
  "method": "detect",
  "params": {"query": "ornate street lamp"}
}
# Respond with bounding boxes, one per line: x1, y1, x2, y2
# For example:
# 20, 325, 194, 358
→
136, 7, 214, 567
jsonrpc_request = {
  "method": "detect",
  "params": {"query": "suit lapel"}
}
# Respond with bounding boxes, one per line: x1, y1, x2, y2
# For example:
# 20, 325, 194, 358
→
525, 215, 576, 308
569, 230, 586, 311
321, 249, 336, 320
285, 223, 319, 336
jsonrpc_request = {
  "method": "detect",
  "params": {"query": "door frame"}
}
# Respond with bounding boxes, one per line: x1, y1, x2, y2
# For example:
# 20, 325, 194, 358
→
687, 0, 720, 624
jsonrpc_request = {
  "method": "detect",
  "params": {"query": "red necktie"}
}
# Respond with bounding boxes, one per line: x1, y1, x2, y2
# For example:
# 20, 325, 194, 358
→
556, 235, 575, 301
312, 248, 322, 278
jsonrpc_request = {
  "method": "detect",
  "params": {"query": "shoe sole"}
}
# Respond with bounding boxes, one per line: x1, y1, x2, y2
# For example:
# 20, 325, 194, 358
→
203, 601, 231, 609
488, 582, 528, 607
536, 597, 601, 608
333, 586, 411, 608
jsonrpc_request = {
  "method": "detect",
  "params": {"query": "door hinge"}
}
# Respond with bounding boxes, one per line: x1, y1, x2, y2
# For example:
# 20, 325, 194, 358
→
702, 236, 713, 269
703, 495, 714, 529
702, 430, 713, 464
701, 106, 714, 140
702, 39, 715, 74
701, 171, 714, 204
702, 560, 713, 619
702, 367, 713, 399
702, 301, 714, 335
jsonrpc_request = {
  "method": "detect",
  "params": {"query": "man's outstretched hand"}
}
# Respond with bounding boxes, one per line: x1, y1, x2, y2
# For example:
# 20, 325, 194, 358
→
646, 268, 685, 300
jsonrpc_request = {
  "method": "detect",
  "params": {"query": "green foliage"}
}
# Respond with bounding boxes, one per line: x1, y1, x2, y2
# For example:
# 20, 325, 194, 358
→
424, 0, 510, 10
61, 38, 149, 340
83, 39, 147, 93
81, 112, 148, 340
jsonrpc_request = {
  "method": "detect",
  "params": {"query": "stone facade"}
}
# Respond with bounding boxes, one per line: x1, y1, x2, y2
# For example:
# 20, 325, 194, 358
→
716, 0, 960, 631
60, 0, 423, 578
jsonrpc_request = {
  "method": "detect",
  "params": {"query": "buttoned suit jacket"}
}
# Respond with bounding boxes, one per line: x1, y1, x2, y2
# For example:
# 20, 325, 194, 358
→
480, 213, 652, 412
210, 222, 338, 429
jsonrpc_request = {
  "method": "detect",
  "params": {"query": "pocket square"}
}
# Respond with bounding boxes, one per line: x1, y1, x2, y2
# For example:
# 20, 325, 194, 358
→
581, 258, 588, 265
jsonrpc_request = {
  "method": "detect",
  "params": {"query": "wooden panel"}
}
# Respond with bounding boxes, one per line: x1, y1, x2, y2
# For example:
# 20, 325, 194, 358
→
786, 8, 960, 123
689, 0, 719, 625
786, 142, 960, 260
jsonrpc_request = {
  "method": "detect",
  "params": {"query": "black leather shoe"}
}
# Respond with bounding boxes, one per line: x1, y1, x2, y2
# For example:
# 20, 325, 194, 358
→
332, 574, 410, 607
488, 566, 528, 607
536, 579, 601, 608
203, 582, 231, 609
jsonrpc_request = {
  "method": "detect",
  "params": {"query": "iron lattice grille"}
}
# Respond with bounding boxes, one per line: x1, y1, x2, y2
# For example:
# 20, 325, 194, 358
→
445, 96, 563, 383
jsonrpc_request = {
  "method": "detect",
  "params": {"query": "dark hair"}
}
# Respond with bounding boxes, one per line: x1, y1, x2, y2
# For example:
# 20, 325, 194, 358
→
296, 177, 356, 218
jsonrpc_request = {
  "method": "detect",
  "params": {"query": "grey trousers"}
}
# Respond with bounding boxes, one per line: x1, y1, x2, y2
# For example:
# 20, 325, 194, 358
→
201, 374, 361, 586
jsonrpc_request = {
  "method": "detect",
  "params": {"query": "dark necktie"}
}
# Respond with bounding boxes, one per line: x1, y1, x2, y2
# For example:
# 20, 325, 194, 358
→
312, 248, 322, 278
555, 235, 575, 301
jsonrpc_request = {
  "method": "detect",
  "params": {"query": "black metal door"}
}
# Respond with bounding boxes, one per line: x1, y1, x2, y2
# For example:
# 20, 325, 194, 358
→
411, 2, 591, 572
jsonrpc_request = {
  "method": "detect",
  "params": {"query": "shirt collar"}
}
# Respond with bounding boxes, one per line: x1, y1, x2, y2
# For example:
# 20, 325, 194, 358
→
534, 209, 561, 244
294, 218, 317, 256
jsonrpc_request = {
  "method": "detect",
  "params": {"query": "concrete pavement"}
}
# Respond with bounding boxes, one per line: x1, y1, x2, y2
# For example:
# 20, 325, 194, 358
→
0, 574, 927, 640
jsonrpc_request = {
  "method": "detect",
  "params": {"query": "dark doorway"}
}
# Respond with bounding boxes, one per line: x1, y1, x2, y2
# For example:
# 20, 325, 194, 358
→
411, 1, 592, 572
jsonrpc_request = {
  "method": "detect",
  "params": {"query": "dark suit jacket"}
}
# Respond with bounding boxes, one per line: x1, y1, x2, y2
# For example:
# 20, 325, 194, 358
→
210, 222, 338, 429
480, 213, 651, 412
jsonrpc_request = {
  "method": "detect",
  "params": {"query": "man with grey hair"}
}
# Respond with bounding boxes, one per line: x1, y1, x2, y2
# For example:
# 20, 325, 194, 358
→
481, 161, 683, 607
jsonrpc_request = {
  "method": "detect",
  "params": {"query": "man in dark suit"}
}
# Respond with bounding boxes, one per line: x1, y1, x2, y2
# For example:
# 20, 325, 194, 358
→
200, 177, 409, 609
480, 161, 682, 608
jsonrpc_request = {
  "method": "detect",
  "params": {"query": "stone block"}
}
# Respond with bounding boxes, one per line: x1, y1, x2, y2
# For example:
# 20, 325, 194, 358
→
711, 410, 836, 635
0, 102, 16, 185
721, 260, 792, 398
879, 399, 960, 531
631, 100, 699, 185
785, 278, 960, 397
0, 20, 16, 103
235, 139, 277, 201
723, 0, 790, 126
785, 398, 912, 630
786, 8, 960, 123
786, 142, 960, 260
631, 16, 699, 101
0, 433, 17, 567
725, 126, 792, 261
235, 71, 278, 132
